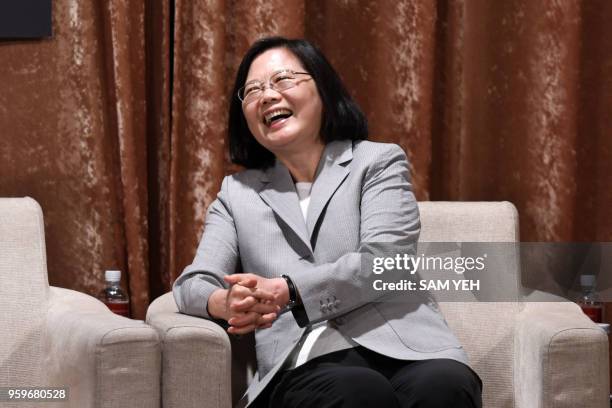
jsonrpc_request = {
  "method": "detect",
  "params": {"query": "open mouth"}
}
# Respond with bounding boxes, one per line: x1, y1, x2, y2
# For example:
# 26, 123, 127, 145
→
264, 108, 293, 126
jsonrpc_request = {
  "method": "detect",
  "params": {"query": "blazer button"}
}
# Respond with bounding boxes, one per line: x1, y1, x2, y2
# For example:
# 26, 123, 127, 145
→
333, 299, 341, 308
320, 303, 328, 313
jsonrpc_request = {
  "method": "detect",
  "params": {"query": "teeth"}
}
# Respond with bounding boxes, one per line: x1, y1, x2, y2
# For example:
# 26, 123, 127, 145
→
264, 108, 292, 125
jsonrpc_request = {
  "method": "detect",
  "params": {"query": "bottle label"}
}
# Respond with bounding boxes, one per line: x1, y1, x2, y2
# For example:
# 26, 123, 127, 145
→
580, 305, 603, 323
105, 300, 130, 317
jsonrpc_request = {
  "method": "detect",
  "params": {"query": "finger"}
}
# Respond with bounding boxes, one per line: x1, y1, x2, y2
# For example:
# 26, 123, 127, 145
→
256, 312, 278, 326
232, 295, 278, 311
224, 273, 245, 282
248, 303, 280, 315
228, 324, 257, 335
230, 299, 279, 316
257, 322, 273, 330
229, 285, 275, 304
230, 296, 259, 312
230, 291, 280, 311
250, 288, 276, 302
238, 278, 258, 287
224, 274, 257, 287
228, 311, 259, 328
227, 284, 256, 301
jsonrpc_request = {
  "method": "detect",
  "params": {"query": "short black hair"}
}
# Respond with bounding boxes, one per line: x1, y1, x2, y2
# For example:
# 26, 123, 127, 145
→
228, 37, 368, 169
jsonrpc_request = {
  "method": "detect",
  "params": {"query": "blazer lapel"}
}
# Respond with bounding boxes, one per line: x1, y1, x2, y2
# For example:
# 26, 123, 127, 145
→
258, 161, 313, 253
306, 140, 353, 240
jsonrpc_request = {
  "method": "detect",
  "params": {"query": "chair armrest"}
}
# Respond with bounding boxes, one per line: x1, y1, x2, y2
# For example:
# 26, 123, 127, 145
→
146, 292, 232, 408
514, 301, 609, 408
44, 287, 160, 408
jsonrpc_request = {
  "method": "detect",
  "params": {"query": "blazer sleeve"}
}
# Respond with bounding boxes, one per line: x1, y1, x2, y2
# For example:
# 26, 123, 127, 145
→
172, 176, 239, 319
286, 144, 421, 326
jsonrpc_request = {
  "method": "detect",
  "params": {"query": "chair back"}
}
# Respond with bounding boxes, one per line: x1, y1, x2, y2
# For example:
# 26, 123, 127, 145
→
0, 197, 49, 387
418, 201, 521, 408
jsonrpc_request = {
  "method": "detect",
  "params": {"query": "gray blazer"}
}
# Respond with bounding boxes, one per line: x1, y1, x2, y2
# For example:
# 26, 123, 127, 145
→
173, 140, 469, 406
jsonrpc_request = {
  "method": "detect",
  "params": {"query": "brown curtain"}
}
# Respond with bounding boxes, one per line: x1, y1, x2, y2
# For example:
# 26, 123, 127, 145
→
1, 0, 611, 327
0, 1, 151, 317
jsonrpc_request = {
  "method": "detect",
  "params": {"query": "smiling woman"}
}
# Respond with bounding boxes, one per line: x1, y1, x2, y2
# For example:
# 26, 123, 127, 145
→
173, 37, 482, 408
227, 37, 368, 171
240, 48, 324, 181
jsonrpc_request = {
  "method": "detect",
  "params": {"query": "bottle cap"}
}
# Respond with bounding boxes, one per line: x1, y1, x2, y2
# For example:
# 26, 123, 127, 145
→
105, 270, 121, 282
580, 274, 596, 287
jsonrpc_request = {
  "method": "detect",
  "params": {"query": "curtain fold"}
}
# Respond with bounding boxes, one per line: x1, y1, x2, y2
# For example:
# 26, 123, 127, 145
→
170, 0, 229, 286
101, 0, 150, 318
0, 0, 611, 323
146, 0, 173, 309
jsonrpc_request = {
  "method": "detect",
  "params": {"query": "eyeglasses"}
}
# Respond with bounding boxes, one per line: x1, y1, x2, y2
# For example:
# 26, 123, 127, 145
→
238, 69, 311, 103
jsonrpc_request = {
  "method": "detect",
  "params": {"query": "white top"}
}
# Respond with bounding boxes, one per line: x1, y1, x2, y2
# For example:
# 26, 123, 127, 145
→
286, 182, 357, 369
295, 182, 312, 220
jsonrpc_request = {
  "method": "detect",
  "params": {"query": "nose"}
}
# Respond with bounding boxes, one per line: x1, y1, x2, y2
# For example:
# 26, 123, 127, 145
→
260, 86, 281, 104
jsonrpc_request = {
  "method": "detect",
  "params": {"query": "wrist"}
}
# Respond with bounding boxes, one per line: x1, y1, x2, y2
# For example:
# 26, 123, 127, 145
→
281, 275, 309, 327
281, 275, 301, 309
207, 288, 229, 320
274, 277, 290, 307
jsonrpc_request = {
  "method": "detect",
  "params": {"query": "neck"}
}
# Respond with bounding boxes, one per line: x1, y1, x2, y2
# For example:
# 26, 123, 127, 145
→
276, 142, 325, 183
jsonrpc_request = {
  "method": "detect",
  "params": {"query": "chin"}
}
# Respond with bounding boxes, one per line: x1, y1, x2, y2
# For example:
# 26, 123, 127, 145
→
258, 132, 298, 149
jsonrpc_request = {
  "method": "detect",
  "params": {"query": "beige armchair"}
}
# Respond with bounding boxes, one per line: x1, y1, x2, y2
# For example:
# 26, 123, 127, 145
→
147, 201, 610, 408
0, 197, 161, 408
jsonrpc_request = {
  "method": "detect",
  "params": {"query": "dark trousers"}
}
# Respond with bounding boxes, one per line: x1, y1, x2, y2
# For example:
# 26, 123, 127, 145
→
254, 346, 482, 408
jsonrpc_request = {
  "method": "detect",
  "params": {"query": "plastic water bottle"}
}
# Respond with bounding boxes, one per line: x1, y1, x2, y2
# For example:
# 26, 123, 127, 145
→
577, 275, 603, 323
100, 270, 130, 317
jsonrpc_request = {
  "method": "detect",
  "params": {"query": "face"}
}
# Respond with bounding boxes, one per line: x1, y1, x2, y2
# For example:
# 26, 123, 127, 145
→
241, 48, 324, 157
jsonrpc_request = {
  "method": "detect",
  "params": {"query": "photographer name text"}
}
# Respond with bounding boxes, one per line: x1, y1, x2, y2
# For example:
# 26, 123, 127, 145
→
373, 278, 480, 291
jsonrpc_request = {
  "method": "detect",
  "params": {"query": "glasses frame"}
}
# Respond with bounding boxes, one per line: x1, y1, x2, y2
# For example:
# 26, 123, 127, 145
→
238, 69, 311, 103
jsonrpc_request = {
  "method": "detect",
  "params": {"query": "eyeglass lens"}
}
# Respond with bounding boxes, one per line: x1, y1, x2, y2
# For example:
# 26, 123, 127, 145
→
239, 70, 306, 102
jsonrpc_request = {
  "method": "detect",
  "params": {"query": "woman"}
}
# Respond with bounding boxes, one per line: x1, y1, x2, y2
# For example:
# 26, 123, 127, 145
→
173, 37, 482, 408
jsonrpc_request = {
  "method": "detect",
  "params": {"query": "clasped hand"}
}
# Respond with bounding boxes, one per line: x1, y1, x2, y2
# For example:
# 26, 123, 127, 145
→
222, 273, 290, 335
